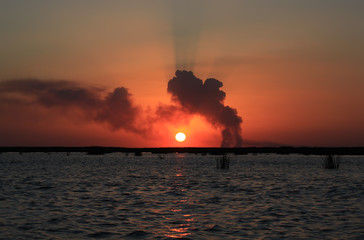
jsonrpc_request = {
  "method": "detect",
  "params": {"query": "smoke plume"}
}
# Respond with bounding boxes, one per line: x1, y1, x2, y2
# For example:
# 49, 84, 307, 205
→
0, 79, 142, 133
168, 70, 243, 147
1, 72, 243, 147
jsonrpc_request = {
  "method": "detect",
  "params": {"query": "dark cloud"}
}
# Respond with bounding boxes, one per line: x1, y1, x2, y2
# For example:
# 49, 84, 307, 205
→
0, 79, 102, 108
0, 79, 141, 133
167, 70, 243, 147
96, 87, 142, 133
152, 104, 193, 129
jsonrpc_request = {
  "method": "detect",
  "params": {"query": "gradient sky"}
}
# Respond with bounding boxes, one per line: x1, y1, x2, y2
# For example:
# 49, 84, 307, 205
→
1, 0, 363, 147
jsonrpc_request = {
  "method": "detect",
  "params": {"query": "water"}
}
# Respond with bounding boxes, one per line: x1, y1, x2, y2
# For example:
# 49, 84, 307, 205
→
0, 152, 363, 239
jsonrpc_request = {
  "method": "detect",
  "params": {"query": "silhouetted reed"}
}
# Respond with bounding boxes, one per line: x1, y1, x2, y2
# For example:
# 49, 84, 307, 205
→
322, 155, 341, 169
134, 151, 142, 156
216, 154, 230, 169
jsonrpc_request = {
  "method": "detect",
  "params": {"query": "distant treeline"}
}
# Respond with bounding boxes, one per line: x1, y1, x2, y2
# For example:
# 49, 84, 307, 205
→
0, 146, 364, 155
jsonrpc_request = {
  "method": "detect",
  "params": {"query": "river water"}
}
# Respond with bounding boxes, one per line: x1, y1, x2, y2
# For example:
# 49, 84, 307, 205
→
0, 152, 363, 239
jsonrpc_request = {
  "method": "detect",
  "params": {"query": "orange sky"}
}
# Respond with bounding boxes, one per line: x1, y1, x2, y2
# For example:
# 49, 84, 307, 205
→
0, 1, 363, 147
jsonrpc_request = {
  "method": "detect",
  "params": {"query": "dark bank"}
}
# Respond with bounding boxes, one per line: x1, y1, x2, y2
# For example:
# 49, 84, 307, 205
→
1, 146, 364, 155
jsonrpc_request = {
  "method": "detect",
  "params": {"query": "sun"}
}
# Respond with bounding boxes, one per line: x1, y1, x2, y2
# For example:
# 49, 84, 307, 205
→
175, 132, 186, 142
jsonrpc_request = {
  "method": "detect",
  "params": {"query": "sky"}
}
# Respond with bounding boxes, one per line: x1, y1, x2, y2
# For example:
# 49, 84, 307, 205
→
0, 0, 363, 147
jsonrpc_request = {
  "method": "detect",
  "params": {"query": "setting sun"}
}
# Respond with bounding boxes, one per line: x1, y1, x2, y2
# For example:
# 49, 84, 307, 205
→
175, 132, 186, 142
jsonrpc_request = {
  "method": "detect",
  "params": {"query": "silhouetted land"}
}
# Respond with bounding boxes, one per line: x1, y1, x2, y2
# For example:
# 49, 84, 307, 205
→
0, 147, 363, 155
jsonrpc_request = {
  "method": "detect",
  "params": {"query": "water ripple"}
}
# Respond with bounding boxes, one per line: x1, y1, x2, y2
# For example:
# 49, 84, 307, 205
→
0, 153, 363, 239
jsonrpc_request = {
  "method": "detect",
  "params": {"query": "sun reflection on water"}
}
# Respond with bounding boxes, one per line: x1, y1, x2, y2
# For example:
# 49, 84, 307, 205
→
162, 163, 196, 238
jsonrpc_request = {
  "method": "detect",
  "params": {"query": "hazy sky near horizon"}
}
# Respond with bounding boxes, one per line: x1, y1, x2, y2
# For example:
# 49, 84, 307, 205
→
1, 0, 363, 147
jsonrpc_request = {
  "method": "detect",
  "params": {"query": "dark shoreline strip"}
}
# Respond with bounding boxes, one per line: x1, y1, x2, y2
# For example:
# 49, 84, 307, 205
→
0, 147, 363, 155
